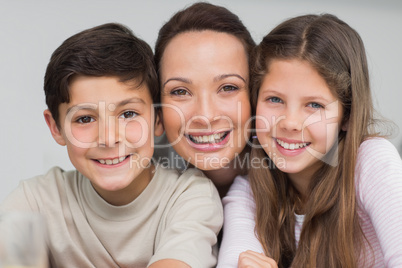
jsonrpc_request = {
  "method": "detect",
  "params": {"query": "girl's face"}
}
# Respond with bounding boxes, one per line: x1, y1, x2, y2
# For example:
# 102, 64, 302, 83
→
160, 31, 251, 170
256, 59, 343, 186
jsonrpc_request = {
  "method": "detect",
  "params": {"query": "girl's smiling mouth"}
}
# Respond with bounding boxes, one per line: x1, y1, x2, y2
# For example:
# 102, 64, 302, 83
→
275, 138, 311, 150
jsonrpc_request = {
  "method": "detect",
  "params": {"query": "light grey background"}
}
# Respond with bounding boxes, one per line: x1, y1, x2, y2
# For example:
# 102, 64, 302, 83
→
1, 0, 401, 202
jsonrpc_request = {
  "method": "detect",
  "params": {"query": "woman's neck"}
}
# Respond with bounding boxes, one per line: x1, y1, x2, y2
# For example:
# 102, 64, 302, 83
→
203, 159, 244, 198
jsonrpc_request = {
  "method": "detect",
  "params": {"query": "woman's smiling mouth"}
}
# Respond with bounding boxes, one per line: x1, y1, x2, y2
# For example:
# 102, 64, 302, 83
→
186, 131, 230, 144
185, 130, 232, 151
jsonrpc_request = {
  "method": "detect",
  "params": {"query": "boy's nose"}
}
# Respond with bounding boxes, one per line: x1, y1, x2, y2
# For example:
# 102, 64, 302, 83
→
98, 118, 121, 147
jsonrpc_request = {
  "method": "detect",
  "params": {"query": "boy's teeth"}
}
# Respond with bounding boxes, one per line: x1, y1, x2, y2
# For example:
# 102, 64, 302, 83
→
276, 139, 308, 150
98, 156, 127, 165
189, 132, 227, 144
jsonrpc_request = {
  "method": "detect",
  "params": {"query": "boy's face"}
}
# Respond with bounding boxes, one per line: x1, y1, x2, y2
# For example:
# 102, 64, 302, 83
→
44, 76, 163, 205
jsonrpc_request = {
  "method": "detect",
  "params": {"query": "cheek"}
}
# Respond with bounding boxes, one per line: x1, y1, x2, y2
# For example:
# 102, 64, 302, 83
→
255, 105, 274, 134
68, 125, 98, 146
236, 98, 251, 127
124, 118, 151, 148
162, 106, 185, 132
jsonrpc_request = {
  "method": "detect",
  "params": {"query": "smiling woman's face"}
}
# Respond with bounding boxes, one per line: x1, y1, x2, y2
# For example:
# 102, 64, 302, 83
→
160, 30, 251, 170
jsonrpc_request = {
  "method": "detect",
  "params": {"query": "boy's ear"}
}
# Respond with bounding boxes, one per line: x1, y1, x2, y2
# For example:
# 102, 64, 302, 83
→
44, 109, 66, 146
154, 109, 164, 137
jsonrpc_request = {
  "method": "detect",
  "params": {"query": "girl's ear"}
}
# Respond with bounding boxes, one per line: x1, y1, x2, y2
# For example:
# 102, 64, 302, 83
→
341, 120, 349, 131
154, 109, 164, 137
44, 109, 66, 146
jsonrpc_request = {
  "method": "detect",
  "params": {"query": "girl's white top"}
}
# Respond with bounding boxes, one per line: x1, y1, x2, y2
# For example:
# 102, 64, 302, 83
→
218, 138, 402, 267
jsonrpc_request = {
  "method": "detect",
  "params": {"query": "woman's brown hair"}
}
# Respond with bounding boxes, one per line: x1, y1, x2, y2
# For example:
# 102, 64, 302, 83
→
154, 2, 255, 83
250, 14, 378, 267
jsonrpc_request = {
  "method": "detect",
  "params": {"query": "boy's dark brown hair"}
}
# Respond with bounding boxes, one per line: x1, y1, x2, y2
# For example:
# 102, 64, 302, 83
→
44, 23, 158, 128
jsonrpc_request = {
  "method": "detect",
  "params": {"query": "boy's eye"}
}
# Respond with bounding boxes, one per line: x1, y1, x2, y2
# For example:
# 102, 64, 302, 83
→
220, 85, 238, 92
77, 116, 94, 124
171, 89, 189, 96
120, 111, 137, 119
268, 97, 282, 103
308, 102, 324, 109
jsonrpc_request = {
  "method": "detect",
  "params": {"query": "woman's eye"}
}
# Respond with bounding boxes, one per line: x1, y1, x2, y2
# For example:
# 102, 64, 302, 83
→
76, 116, 94, 124
171, 89, 189, 96
268, 97, 282, 103
308, 102, 324, 109
221, 85, 238, 92
120, 111, 137, 119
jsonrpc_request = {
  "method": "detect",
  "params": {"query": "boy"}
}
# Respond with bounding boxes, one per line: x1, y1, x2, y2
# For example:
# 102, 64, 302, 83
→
0, 23, 223, 268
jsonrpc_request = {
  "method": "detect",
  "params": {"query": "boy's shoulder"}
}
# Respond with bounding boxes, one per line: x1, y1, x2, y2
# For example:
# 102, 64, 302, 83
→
1, 166, 82, 212
20, 166, 80, 192
151, 165, 218, 198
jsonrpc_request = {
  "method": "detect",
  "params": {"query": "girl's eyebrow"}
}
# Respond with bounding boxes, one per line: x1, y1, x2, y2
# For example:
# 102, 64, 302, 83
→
163, 77, 192, 88
303, 96, 332, 103
259, 89, 283, 96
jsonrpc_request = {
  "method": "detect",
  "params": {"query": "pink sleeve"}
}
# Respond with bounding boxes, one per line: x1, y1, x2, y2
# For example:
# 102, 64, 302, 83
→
355, 138, 402, 267
217, 175, 264, 267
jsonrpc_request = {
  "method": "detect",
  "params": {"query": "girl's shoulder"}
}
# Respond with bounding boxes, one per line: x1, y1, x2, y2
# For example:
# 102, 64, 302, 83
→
355, 137, 402, 192
357, 137, 401, 165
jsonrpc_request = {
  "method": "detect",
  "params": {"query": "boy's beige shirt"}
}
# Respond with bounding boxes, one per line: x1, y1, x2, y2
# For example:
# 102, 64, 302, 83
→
0, 166, 223, 268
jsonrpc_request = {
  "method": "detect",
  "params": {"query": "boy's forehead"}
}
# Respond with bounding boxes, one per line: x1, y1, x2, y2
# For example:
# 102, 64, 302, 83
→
60, 76, 153, 109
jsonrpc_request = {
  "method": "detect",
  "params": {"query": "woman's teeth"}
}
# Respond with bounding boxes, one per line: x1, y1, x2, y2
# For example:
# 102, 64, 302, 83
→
276, 139, 309, 150
98, 156, 127, 165
188, 132, 228, 144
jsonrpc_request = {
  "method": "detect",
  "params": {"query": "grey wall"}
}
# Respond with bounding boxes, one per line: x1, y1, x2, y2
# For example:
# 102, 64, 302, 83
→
1, 0, 401, 201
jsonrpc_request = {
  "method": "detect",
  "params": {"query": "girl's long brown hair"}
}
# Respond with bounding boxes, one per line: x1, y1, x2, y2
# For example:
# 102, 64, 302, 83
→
250, 14, 378, 267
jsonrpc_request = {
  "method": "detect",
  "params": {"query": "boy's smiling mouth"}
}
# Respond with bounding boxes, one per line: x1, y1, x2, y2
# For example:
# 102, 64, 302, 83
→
95, 155, 131, 165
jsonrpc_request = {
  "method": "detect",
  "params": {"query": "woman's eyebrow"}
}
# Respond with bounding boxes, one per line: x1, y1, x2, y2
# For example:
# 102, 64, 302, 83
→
214, 73, 246, 83
163, 77, 192, 88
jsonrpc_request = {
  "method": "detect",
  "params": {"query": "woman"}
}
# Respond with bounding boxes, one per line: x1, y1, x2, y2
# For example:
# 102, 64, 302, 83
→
154, 2, 256, 197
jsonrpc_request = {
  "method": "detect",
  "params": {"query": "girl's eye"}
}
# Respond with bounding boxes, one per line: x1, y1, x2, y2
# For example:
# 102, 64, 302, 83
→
308, 102, 324, 109
220, 85, 238, 92
267, 97, 282, 103
120, 111, 137, 119
76, 116, 94, 124
171, 89, 189, 96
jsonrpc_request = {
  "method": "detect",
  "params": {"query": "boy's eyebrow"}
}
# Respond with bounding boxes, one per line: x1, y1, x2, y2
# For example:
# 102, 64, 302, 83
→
213, 73, 246, 83
115, 97, 146, 107
66, 104, 97, 115
66, 98, 145, 115
163, 77, 192, 87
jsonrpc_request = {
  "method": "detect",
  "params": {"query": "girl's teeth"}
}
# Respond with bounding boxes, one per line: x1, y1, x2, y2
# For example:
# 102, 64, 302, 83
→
276, 139, 308, 150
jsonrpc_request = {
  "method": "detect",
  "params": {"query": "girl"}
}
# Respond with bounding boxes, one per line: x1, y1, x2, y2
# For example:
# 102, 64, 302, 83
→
154, 2, 256, 198
218, 14, 402, 267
